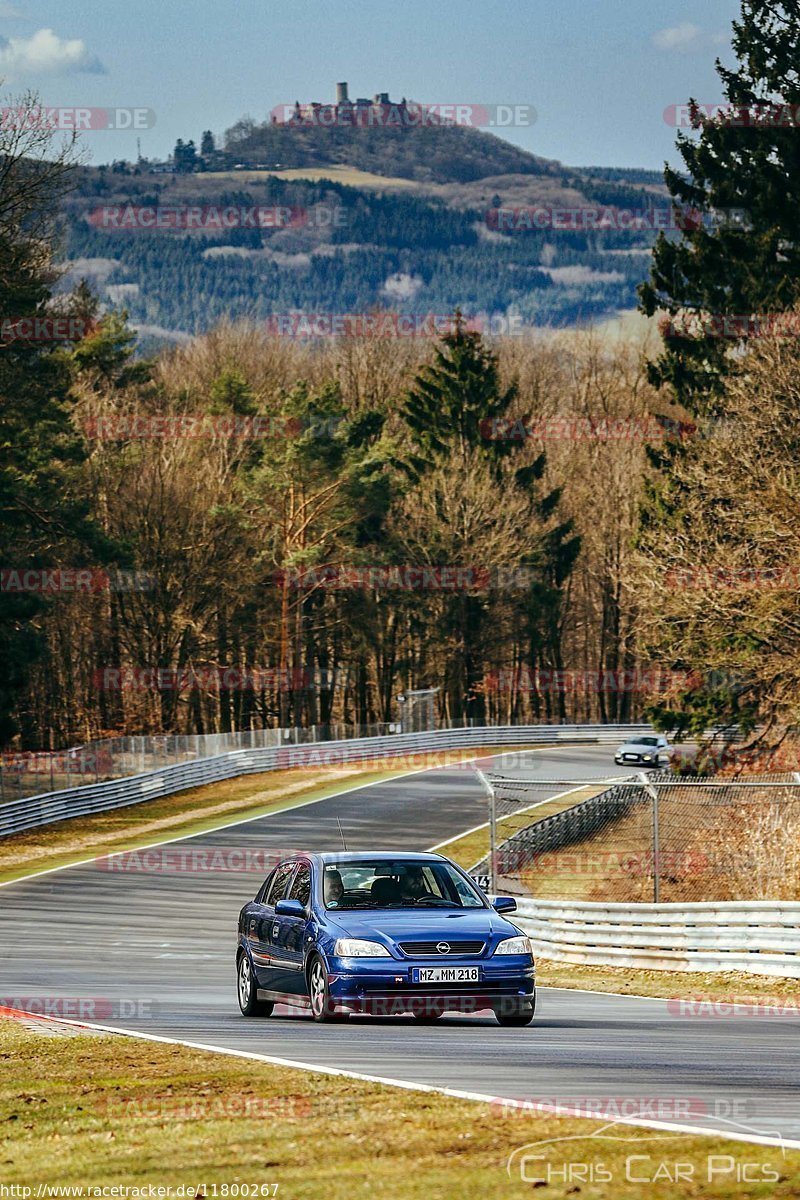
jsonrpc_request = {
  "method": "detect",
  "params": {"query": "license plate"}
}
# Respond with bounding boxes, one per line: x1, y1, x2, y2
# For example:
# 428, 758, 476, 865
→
411, 966, 480, 984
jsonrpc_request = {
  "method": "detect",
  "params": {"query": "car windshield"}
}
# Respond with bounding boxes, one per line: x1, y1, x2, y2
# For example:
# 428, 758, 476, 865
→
322, 860, 485, 910
633, 737, 658, 746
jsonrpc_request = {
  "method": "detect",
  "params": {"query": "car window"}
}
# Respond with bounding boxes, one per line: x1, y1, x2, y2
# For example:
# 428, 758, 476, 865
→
255, 869, 275, 904
263, 861, 295, 907
322, 860, 485, 909
287, 863, 311, 908
635, 737, 658, 746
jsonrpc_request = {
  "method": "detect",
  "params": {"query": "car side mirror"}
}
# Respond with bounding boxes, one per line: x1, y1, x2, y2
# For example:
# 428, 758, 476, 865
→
491, 896, 517, 914
275, 898, 306, 918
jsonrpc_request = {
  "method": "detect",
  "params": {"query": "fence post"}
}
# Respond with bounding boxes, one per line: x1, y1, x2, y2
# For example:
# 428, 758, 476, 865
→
639, 771, 661, 903
475, 768, 496, 893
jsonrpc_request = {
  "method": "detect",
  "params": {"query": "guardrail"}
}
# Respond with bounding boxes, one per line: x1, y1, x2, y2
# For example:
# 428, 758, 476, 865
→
0, 723, 653, 838
514, 898, 800, 978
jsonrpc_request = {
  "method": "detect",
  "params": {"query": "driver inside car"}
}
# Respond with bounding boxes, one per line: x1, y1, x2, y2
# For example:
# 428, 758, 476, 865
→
324, 869, 344, 906
399, 866, 429, 902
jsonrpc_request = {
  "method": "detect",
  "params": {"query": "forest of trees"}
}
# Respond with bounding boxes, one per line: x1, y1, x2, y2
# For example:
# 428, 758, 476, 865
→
4, 299, 667, 747
4, 0, 800, 753
59, 169, 654, 339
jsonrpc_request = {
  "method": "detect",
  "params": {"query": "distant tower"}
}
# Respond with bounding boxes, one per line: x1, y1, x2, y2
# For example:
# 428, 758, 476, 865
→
336, 82, 349, 104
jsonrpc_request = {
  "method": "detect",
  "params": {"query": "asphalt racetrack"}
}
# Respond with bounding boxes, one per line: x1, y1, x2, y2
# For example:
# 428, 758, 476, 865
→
1, 745, 798, 1145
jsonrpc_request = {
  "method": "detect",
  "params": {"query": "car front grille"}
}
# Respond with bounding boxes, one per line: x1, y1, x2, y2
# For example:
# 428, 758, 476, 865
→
398, 940, 485, 957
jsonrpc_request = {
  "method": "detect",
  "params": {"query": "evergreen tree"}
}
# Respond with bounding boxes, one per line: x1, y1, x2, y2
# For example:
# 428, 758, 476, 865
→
0, 108, 111, 743
400, 324, 579, 719
400, 315, 518, 472
640, 0, 800, 413
638, 0, 800, 732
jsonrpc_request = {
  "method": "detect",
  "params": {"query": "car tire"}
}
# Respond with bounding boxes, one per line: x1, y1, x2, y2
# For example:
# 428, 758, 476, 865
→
308, 954, 348, 1023
412, 1007, 444, 1022
237, 950, 273, 1017
494, 1000, 535, 1027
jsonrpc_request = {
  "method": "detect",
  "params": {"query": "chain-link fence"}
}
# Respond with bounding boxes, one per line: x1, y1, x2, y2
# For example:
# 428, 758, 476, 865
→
476, 771, 800, 903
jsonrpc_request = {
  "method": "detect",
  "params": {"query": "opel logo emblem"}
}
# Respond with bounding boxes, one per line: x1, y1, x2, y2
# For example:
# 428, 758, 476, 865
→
436, 941, 450, 954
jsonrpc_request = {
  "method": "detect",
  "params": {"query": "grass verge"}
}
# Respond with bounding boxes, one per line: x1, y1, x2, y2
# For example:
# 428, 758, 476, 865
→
537, 960, 800, 1003
1, 1019, 797, 1198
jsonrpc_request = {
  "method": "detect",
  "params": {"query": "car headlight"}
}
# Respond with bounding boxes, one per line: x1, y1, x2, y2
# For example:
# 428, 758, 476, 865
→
643, 754, 653, 761
334, 938, 391, 957
494, 936, 532, 956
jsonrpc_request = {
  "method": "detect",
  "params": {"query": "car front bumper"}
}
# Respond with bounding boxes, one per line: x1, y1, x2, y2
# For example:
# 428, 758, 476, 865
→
325, 954, 535, 1015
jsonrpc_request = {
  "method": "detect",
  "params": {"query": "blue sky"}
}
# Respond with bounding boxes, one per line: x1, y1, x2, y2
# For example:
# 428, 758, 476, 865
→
0, 0, 742, 169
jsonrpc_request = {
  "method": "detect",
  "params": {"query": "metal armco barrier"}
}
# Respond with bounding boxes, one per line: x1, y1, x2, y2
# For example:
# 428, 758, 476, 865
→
0, 723, 653, 838
514, 898, 800, 978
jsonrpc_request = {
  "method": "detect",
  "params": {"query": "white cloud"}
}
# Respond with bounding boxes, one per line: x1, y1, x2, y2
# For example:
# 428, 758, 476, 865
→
130, 322, 192, 345
381, 271, 423, 301
652, 23, 726, 52
106, 283, 139, 303
543, 266, 624, 286
0, 28, 105, 77
58, 257, 120, 289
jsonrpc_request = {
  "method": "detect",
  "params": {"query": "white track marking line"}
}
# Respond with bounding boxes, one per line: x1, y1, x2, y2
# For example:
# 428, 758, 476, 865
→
0, 1006, 794, 1150
0, 745, 582, 889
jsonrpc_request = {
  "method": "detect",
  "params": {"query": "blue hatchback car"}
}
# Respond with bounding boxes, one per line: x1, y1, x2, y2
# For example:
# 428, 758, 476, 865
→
237, 851, 535, 1025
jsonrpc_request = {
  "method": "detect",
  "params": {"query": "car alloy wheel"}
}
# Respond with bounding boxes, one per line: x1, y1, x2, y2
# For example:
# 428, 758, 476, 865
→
308, 954, 347, 1023
237, 951, 273, 1017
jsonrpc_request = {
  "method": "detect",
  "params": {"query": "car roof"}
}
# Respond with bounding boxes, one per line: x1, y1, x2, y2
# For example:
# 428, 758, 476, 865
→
314, 850, 447, 865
